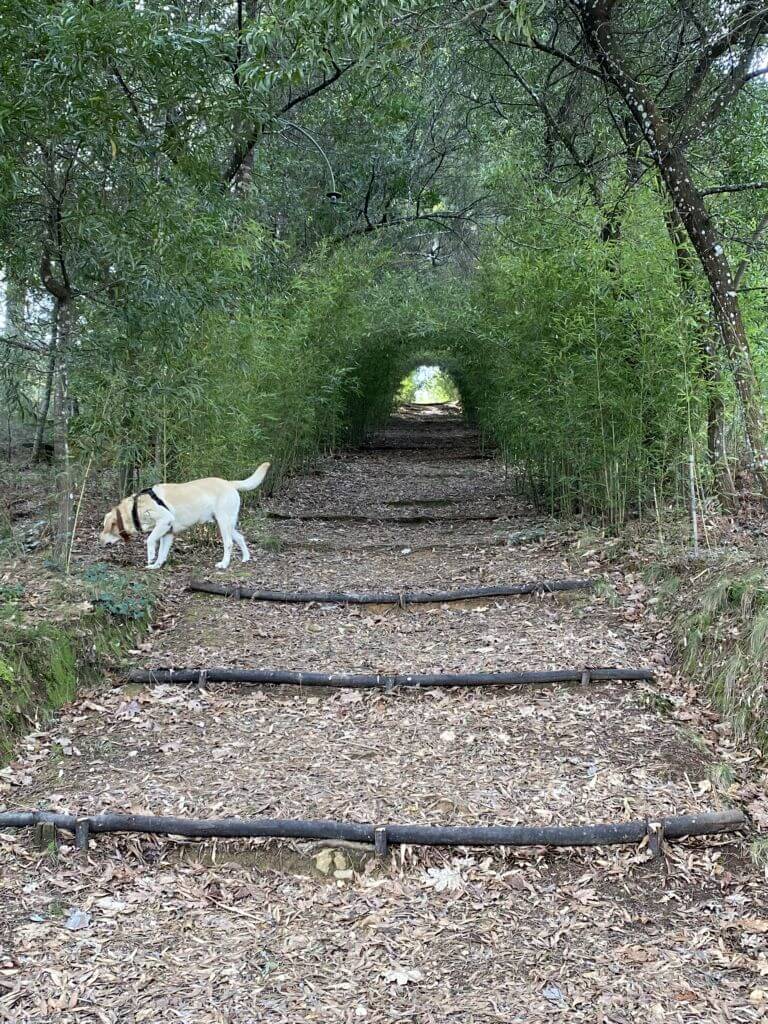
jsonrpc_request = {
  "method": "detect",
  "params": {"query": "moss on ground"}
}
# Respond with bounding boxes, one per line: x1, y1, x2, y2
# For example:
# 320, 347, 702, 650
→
0, 564, 155, 762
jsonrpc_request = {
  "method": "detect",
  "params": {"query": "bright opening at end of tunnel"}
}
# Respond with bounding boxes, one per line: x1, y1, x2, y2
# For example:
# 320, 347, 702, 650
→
395, 365, 461, 407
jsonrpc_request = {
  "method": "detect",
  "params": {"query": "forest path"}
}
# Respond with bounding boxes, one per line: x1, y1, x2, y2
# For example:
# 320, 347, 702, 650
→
1, 406, 765, 1023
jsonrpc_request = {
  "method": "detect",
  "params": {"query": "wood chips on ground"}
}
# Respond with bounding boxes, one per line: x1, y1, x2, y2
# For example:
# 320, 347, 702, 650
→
1, 409, 768, 1023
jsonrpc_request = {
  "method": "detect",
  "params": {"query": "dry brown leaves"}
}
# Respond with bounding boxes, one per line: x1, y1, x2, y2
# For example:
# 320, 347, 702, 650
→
1, 410, 767, 1022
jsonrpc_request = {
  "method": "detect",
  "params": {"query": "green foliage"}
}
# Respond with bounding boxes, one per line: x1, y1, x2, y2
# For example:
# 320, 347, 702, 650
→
0, 626, 76, 760
679, 567, 768, 750
0, 582, 24, 602
72, 243, 396, 485
0, 0, 759, 528
0, 574, 155, 760
326, 183, 707, 522
459, 187, 705, 520
396, 366, 460, 404
0, 586, 24, 623
749, 837, 768, 870
241, 1, 410, 94
708, 762, 736, 791
80, 563, 154, 621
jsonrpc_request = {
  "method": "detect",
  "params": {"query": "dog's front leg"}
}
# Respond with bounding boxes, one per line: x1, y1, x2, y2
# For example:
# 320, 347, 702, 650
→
146, 537, 158, 567
153, 532, 174, 568
145, 521, 171, 568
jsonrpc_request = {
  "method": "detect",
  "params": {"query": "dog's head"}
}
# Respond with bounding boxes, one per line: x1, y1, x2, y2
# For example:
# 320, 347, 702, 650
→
99, 508, 124, 546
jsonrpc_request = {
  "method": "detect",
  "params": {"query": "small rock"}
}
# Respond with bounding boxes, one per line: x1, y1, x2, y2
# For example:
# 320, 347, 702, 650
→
63, 909, 91, 932
542, 983, 567, 1008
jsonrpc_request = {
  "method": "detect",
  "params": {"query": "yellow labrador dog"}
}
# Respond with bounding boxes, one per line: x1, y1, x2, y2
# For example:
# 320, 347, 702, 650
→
99, 463, 270, 569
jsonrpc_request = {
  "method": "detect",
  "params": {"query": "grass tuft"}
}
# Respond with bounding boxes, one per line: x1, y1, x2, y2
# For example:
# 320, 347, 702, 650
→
677, 566, 768, 752
749, 838, 768, 871
708, 762, 736, 791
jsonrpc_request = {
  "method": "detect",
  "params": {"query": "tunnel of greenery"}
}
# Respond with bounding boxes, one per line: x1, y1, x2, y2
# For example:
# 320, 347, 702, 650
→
67, 187, 709, 520
3, 1, 768, 534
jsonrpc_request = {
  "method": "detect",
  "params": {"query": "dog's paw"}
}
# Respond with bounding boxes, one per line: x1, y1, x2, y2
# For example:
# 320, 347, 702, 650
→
241, 553, 251, 563
215, 561, 230, 570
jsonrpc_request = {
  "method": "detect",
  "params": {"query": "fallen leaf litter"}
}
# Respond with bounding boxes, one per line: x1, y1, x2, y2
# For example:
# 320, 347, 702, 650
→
1, 407, 767, 1022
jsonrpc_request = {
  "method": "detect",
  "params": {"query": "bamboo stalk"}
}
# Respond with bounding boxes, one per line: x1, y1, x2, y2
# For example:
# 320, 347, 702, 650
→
65, 454, 92, 575
689, 451, 699, 556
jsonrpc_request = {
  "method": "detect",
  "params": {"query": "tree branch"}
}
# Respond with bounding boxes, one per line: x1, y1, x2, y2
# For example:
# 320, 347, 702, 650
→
702, 181, 768, 196
278, 60, 356, 117
675, 2, 765, 114
744, 65, 768, 83
734, 211, 768, 289
333, 203, 485, 244
361, 167, 376, 229
225, 61, 356, 185
40, 251, 70, 302
111, 66, 151, 138
0, 334, 49, 354
509, 36, 603, 80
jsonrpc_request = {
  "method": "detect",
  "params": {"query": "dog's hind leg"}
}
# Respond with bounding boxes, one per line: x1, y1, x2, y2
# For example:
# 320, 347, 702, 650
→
214, 513, 234, 570
232, 528, 251, 563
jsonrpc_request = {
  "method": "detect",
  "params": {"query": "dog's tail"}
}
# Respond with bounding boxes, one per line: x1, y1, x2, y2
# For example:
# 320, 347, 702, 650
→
231, 462, 271, 491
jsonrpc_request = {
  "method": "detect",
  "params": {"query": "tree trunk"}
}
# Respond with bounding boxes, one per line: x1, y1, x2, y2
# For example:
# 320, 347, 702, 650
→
51, 298, 73, 562
4, 276, 25, 341
662, 204, 736, 503
31, 303, 59, 463
4, 277, 25, 460
579, 3, 768, 495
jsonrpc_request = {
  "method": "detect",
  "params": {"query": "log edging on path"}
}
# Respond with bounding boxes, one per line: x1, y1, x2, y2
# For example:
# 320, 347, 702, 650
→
0, 809, 746, 856
265, 510, 505, 523
124, 666, 654, 689
187, 578, 593, 605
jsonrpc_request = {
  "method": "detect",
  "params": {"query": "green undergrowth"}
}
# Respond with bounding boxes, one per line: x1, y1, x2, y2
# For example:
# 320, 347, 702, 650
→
680, 566, 768, 748
78, 562, 155, 620
571, 516, 768, 752
652, 555, 768, 752
0, 563, 156, 762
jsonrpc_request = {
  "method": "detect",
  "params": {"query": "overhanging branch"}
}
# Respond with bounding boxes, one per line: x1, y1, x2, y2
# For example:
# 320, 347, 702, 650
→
702, 181, 768, 197
0, 335, 49, 355
225, 61, 356, 185
332, 205, 484, 245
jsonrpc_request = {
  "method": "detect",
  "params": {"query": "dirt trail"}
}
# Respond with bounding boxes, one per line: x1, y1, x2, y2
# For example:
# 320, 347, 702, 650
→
1, 406, 766, 1023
